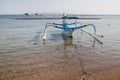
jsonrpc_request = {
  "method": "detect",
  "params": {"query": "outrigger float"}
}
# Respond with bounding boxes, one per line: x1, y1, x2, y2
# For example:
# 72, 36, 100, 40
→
43, 13, 103, 44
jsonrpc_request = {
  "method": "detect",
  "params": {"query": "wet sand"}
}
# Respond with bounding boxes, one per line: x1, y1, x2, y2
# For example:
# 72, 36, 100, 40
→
0, 43, 120, 80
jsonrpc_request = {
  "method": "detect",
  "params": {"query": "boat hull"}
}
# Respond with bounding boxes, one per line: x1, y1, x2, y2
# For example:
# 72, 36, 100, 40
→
62, 30, 73, 39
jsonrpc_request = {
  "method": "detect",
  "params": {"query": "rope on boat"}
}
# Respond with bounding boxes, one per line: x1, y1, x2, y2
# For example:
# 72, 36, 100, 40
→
74, 29, 87, 80
74, 23, 100, 79
75, 44, 87, 80
74, 23, 103, 80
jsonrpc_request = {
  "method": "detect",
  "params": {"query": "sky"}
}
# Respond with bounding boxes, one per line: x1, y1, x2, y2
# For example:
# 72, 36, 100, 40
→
0, 0, 120, 14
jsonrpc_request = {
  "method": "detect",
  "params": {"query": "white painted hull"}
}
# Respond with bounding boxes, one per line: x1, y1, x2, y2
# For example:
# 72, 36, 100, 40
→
62, 30, 74, 39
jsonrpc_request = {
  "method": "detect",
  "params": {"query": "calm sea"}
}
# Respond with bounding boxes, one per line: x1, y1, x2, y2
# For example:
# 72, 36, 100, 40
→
0, 15, 120, 53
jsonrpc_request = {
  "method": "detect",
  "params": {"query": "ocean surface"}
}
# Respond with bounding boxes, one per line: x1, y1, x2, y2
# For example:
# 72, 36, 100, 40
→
0, 14, 120, 53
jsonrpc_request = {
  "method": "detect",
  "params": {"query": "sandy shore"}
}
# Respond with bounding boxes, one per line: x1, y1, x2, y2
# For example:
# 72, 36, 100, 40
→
0, 44, 120, 80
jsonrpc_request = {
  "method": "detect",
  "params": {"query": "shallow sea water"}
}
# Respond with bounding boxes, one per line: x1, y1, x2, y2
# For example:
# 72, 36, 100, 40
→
0, 15, 120, 51
0, 15, 120, 80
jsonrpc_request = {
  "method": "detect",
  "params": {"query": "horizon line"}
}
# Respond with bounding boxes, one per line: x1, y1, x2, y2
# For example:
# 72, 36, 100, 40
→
0, 13, 120, 16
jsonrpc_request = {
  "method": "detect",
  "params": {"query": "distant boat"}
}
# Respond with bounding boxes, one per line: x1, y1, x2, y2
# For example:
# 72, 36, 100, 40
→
24, 13, 29, 16
35, 13, 38, 15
